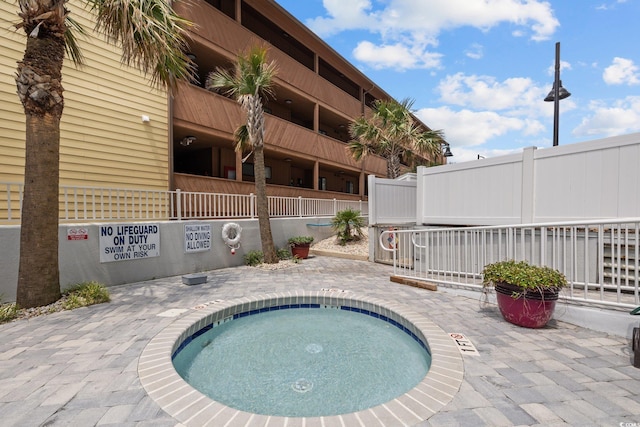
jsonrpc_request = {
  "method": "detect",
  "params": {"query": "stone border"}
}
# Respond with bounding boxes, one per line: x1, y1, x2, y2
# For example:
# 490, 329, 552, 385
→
138, 291, 463, 426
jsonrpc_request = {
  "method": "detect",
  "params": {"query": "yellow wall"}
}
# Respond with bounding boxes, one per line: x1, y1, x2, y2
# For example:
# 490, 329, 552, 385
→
0, 1, 169, 190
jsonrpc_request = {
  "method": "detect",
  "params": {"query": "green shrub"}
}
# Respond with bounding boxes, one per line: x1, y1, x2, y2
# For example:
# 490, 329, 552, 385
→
244, 250, 264, 266
277, 248, 292, 260
481, 260, 567, 291
62, 281, 110, 310
287, 236, 314, 246
0, 302, 18, 324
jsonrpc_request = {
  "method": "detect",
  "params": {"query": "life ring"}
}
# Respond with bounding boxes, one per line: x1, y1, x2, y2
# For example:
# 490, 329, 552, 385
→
221, 222, 242, 247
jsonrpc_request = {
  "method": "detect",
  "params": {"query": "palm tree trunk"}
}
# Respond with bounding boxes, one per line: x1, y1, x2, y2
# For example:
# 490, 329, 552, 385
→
15, 34, 65, 308
253, 146, 278, 263
388, 152, 401, 179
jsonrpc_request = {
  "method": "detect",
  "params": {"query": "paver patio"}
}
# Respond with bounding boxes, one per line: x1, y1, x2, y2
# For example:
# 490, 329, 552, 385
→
0, 256, 638, 426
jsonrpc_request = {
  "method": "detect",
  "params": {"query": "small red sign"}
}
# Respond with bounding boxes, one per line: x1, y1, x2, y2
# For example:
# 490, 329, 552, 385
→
67, 227, 88, 241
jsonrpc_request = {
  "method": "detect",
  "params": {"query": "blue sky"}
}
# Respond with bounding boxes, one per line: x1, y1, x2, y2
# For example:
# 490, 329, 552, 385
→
275, 0, 640, 162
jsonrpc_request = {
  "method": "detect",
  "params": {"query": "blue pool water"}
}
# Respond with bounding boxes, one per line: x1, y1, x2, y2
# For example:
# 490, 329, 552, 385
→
172, 307, 431, 417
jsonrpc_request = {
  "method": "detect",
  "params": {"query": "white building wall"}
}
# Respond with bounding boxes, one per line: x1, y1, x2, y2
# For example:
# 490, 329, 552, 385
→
0, 217, 336, 302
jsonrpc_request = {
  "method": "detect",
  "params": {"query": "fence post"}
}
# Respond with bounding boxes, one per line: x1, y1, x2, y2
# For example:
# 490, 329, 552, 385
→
298, 196, 303, 217
521, 146, 536, 224
333, 198, 337, 216
250, 193, 255, 218
176, 189, 182, 221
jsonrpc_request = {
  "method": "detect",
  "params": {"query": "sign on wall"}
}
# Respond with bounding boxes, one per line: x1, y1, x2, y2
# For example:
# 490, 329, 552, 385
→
67, 227, 88, 240
99, 224, 160, 263
184, 223, 211, 253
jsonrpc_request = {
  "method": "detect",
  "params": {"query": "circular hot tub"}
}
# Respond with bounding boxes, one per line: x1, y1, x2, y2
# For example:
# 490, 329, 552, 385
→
139, 291, 463, 426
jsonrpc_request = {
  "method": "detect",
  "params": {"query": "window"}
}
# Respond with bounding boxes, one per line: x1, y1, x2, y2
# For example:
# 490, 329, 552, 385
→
319, 177, 326, 190
346, 181, 354, 194
242, 163, 271, 179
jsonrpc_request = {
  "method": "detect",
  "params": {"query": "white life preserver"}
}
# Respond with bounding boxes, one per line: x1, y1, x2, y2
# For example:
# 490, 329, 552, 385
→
221, 222, 242, 247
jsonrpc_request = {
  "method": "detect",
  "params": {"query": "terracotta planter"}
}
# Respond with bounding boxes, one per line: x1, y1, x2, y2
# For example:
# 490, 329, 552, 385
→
291, 243, 311, 259
494, 282, 558, 328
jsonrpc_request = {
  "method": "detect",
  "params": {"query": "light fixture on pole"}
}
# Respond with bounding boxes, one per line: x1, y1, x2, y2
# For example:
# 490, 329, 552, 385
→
442, 142, 453, 158
544, 42, 571, 147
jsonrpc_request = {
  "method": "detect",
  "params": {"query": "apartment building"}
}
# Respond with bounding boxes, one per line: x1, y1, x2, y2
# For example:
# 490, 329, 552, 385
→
0, 0, 444, 206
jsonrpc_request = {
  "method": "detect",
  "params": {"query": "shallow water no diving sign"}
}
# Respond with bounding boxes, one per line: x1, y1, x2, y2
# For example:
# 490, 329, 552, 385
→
449, 333, 479, 356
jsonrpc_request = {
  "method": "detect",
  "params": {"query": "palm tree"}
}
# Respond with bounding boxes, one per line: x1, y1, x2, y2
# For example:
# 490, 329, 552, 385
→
206, 46, 279, 264
348, 98, 444, 179
13, 0, 194, 308
331, 208, 365, 246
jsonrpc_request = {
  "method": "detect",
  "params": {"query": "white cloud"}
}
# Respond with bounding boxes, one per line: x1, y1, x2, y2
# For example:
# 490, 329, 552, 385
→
307, 0, 558, 70
603, 57, 640, 85
415, 106, 536, 148
435, 73, 547, 112
305, 0, 377, 36
546, 60, 572, 76
465, 43, 483, 60
573, 96, 640, 137
353, 41, 443, 70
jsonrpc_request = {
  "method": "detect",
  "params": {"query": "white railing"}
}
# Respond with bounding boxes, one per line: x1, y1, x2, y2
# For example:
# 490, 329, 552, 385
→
0, 183, 368, 223
378, 218, 640, 310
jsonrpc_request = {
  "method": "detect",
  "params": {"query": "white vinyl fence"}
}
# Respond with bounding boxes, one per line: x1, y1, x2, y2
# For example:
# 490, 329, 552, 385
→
367, 175, 416, 226
415, 133, 640, 226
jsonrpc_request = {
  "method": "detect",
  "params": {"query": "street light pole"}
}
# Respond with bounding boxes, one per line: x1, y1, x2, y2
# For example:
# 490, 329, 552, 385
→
544, 42, 571, 147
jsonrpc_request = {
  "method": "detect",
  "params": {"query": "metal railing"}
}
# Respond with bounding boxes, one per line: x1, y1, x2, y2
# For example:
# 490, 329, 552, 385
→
0, 182, 367, 223
378, 218, 640, 310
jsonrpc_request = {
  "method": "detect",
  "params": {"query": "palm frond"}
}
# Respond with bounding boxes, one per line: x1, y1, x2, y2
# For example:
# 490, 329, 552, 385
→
86, 0, 195, 90
347, 97, 447, 177
234, 125, 252, 153
64, 16, 86, 66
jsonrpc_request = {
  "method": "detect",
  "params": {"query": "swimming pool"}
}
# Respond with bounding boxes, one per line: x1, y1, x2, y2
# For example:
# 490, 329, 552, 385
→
139, 291, 463, 426
172, 305, 431, 416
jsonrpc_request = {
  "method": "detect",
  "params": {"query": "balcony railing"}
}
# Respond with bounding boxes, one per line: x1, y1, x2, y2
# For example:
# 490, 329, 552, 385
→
0, 182, 367, 224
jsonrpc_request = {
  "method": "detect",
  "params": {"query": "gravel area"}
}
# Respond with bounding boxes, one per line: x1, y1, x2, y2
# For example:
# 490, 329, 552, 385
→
256, 230, 368, 270
311, 228, 368, 257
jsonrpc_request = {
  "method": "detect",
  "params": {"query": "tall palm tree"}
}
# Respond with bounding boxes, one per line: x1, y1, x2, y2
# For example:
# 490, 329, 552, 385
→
206, 46, 279, 264
14, 0, 194, 308
348, 98, 445, 179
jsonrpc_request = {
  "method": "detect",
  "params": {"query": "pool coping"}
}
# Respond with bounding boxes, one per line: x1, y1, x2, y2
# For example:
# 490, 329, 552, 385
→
138, 290, 464, 427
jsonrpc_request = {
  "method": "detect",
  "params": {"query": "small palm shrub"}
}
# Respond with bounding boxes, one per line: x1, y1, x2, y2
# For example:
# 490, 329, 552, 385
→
331, 208, 365, 245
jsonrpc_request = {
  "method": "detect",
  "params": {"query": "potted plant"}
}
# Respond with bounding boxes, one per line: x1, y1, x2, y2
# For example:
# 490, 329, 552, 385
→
288, 236, 314, 259
481, 260, 567, 328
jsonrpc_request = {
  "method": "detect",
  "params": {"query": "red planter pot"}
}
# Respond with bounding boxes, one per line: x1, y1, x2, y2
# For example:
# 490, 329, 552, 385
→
495, 282, 558, 328
291, 244, 311, 259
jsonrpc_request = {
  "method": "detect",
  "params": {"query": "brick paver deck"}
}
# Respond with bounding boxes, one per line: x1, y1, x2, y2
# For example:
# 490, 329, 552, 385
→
1, 256, 638, 426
